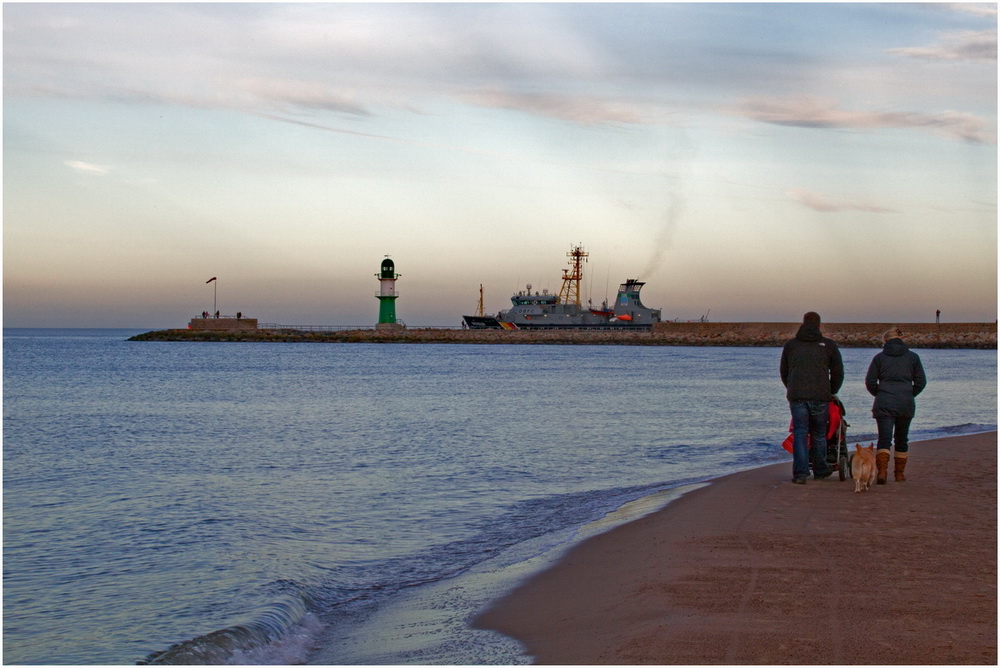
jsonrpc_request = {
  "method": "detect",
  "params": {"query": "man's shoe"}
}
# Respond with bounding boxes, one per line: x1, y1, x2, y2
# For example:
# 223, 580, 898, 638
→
792, 477, 807, 484
814, 471, 833, 480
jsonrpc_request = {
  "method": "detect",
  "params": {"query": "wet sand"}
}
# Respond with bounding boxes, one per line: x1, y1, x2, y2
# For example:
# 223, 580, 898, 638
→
474, 432, 997, 664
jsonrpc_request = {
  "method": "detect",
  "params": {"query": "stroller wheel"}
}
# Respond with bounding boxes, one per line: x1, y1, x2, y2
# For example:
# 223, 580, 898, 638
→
838, 454, 848, 481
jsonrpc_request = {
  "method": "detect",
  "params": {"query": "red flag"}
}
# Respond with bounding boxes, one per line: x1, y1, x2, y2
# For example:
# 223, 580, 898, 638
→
206, 277, 217, 283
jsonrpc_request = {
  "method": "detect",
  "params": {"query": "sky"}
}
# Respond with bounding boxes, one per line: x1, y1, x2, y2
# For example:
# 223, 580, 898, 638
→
4, 2, 997, 328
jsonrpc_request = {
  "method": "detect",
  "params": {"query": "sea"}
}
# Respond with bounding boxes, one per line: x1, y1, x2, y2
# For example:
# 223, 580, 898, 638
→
3, 328, 996, 665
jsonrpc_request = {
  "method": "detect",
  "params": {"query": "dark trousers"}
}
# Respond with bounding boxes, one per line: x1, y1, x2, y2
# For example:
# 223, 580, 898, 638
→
876, 415, 912, 453
790, 400, 831, 480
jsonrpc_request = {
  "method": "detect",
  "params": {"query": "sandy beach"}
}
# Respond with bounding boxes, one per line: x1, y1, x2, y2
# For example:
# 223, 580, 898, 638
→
474, 432, 997, 664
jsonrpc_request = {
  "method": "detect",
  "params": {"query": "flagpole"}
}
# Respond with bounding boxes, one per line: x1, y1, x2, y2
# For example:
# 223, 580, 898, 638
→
206, 277, 218, 317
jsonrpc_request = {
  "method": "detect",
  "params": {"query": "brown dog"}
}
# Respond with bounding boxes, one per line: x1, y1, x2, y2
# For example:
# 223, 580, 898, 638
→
852, 443, 877, 493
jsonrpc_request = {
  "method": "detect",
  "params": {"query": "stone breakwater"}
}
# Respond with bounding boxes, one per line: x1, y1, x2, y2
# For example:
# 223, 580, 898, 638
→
129, 322, 995, 348
651, 322, 996, 348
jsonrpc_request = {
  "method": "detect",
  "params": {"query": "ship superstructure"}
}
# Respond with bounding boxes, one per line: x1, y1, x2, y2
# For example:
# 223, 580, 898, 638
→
463, 244, 662, 330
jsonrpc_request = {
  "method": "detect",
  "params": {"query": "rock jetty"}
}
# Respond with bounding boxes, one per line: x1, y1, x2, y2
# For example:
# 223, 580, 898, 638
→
129, 322, 995, 348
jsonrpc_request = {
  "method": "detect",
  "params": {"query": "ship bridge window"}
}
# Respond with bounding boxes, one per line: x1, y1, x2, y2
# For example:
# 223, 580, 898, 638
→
514, 296, 556, 306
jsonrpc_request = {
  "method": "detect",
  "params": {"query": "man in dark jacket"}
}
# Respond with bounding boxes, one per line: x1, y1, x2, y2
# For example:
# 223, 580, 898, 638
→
865, 328, 927, 483
780, 312, 844, 484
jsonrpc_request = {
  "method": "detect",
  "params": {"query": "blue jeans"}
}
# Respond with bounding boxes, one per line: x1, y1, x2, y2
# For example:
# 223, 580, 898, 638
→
790, 401, 831, 480
876, 416, 912, 453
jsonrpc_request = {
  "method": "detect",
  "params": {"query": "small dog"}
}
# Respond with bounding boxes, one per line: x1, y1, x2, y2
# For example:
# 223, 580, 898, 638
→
852, 443, 877, 493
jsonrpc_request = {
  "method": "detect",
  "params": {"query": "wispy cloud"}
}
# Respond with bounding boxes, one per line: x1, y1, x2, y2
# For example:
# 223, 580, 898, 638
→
789, 188, 895, 214
944, 3, 999, 18
889, 29, 997, 63
43, 79, 379, 118
459, 89, 648, 126
6, 3, 994, 142
733, 96, 996, 144
2, 4, 606, 112
65, 160, 109, 175
229, 78, 372, 116
256, 112, 654, 176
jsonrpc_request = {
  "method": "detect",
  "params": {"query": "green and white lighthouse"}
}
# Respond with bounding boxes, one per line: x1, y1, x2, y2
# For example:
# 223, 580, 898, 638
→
376, 256, 403, 330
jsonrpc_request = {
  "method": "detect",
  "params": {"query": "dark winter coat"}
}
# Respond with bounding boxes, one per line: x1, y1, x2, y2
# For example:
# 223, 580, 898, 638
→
780, 323, 844, 402
865, 338, 926, 418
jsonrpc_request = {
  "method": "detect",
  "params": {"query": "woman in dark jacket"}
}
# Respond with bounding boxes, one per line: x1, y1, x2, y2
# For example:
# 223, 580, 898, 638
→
865, 327, 927, 484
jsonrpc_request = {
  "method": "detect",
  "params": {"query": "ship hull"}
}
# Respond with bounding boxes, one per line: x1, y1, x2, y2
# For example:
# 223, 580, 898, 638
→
462, 312, 654, 330
463, 315, 503, 329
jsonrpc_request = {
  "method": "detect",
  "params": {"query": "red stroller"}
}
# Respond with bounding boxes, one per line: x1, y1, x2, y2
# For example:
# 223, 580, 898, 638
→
781, 398, 850, 480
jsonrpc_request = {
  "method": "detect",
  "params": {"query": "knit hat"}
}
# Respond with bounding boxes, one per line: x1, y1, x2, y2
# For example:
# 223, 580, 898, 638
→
883, 327, 903, 342
803, 312, 821, 325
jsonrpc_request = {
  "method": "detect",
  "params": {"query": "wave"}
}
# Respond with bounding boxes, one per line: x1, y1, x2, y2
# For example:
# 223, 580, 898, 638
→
140, 593, 318, 665
929, 423, 996, 436
138, 479, 707, 664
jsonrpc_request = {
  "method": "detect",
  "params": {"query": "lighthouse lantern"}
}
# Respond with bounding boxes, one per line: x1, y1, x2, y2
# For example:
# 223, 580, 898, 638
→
376, 256, 403, 330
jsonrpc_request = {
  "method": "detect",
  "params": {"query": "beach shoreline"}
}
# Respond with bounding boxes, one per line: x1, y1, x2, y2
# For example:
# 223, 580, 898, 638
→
474, 432, 998, 664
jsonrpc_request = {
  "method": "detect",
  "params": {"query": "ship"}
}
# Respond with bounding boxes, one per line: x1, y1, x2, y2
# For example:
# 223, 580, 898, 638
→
463, 245, 662, 330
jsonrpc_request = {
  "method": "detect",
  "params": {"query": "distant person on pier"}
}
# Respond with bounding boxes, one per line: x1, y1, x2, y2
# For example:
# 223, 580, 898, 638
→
865, 328, 927, 484
780, 311, 844, 484
936, 309, 941, 324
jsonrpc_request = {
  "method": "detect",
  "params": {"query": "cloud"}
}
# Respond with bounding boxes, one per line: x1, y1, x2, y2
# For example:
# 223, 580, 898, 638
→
6, 4, 994, 141
888, 29, 997, 63
459, 89, 648, 126
65, 160, 109, 175
944, 3, 999, 18
3, 4, 607, 107
226, 78, 373, 116
733, 96, 997, 144
789, 188, 895, 214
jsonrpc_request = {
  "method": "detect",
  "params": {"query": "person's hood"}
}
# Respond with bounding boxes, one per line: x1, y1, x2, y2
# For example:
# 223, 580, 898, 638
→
795, 323, 823, 342
883, 337, 908, 356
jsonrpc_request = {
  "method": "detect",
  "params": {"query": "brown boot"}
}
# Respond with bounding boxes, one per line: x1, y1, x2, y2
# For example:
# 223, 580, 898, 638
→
894, 452, 908, 482
876, 450, 890, 485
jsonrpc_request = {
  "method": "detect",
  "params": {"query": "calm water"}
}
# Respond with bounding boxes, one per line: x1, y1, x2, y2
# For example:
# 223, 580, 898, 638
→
3, 329, 996, 664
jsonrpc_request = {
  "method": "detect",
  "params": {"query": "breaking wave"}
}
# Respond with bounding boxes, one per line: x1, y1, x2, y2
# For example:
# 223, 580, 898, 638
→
140, 593, 319, 665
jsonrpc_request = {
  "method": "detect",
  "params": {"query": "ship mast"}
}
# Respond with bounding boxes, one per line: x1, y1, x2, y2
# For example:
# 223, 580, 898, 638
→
475, 284, 485, 317
557, 244, 588, 306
